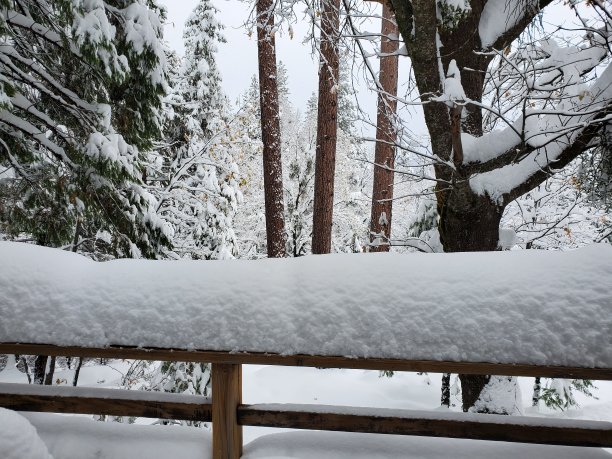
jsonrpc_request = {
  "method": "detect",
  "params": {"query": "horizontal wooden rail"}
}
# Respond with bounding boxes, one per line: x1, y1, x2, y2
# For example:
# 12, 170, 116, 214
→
0, 383, 612, 447
0, 383, 211, 422
2, 343, 611, 379
238, 404, 612, 448
2, 343, 612, 457
1, 383, 609, 448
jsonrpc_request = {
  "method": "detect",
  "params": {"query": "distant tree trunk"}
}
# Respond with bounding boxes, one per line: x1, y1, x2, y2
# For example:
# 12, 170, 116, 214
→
16, 355, 32, 384
71, 218, 82, 253
369, 3, 399, 252
532, 377, 542, 407
73, 357, 84, 387
441, 373, 451, 407
43, 356, 56, 385
33, 356, 47, 385
256, 0, 286, 258
312, 0, 341, 254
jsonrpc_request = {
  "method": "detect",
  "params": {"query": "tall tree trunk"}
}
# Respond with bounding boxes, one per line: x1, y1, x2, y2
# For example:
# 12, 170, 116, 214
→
369, 3, 399, 252
256, 0, 286, 258
312, 0, 341, 254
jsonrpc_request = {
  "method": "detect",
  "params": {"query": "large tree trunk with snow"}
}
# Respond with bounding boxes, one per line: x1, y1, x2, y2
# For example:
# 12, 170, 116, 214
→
256, 0, 287, 258
388, 0, 560, 411
312, 0, 341, 254
33, 356, 47, 385
387, 0, 609, 410
369, 3, 399, 252
438, 185, 503, 410
438, 185, 504, 252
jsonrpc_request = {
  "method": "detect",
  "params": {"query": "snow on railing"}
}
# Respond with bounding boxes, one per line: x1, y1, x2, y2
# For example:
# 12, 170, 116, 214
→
1, 242, 612, 369
1, 242, 611, 457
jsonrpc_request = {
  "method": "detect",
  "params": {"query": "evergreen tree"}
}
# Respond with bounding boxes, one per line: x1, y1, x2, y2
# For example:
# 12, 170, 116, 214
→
148, 360, 211, 426
283, 93, 316, 257
0, 0, 171, 259
181, 0, 226, 139
233, 76, 267, 258
331, 65, 370, 254
149, 0, 241, 260
537, 379, 597, 411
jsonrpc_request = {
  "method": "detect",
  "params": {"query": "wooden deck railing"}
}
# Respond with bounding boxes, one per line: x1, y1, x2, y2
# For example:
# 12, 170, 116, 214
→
1, 343, 611, 459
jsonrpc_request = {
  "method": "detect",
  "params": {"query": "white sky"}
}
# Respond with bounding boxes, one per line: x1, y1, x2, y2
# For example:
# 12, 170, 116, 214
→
158, 0, 578, 139
160, 0, 333, 112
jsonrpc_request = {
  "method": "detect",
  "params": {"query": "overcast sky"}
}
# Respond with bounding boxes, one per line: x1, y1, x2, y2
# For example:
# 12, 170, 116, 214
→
157, 0, 578, 139
159, 0, 334, 112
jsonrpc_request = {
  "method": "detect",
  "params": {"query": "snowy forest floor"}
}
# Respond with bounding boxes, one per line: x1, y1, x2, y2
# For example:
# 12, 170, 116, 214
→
1, 361, 611, 458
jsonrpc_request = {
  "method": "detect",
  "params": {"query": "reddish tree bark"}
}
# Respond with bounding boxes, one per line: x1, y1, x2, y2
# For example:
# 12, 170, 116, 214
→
312, 0, 341, 254
256, 0, 286, 258
369, 3, 399, 252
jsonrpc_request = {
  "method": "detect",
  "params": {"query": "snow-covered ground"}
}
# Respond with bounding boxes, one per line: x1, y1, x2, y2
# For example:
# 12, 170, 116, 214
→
1, 361, 611, 458
13, 413, 612, 459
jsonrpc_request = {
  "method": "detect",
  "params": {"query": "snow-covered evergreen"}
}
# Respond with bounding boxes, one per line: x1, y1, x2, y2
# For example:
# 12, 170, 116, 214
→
0, 0, 172, 259
147, 0, 241, 260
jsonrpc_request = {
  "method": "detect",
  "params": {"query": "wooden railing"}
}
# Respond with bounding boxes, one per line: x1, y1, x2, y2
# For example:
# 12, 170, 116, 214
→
1, 343, 611, 459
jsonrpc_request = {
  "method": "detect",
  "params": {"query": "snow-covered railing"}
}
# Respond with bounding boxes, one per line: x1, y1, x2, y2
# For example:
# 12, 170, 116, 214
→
1, 242, 612, 457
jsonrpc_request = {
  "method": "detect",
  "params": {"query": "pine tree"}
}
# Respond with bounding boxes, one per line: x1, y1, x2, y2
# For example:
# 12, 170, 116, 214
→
148, 360, 211, 426
537, 379, 597, 411
181, 0, 226, 139
149, 0, 241, 260
0, 0, 172, 260
233, 77, 267, 258
283, 92, 316, 257
331, 64, 369, 254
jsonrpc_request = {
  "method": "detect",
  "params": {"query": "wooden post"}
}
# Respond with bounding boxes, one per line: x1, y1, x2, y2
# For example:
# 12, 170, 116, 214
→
212, 363, 242, 459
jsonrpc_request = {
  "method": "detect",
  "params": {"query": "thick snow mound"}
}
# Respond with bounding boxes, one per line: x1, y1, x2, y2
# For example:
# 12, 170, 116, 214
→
0, 408, 53, 459
23, 412, 209, 459
19, 413, 612, 459
242, 431, 611, 459
1, 242, 611, 367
